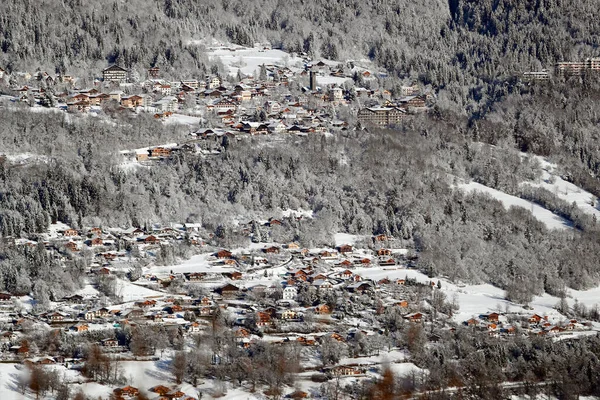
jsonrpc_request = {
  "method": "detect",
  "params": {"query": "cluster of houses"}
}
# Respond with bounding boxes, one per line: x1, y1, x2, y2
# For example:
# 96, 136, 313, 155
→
2, 54, 433, 134
463, 312, 592, 338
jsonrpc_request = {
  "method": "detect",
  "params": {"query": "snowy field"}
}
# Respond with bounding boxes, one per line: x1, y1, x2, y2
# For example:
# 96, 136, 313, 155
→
163, 113, 203, 127
457, 181, 572, 230
524, 155, 600, 218
206, 44, 305, 77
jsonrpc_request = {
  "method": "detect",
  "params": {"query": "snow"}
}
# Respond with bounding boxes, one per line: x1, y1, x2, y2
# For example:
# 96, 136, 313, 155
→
207, 45, 305, 77
3, 153, 49, 165
316, 75, 352, 86
114, 279, 165, 302
334, 233, 365, 247
523, 155, 600, 219
388, 362, 425, 378
163, 113, 203, 126
354, 266, 570, 324
281, 208, 314, 219
458, 181, 572, 230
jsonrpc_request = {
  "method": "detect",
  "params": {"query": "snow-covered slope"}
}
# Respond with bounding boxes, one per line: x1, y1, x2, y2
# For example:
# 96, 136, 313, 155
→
457, 181, 572, 230
523, 155, 600, 218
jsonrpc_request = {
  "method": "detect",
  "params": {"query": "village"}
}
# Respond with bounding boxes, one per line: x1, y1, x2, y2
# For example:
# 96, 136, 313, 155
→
1, 44, 600, 399
0, 44, 432, 150
0, 207, 594, 399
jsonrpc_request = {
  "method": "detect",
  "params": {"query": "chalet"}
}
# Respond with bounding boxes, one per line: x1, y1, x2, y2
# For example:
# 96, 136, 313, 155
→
136, 299, 156, 309
70, 322, 89, 332
139, 235, 160, 244
487, 312, 500, 322
376, 248, 392, 256
263, 246, 280, 254
113, 386, 140, 398
347, 282, 372, 293
89, 227, 103, 236
404, 312, 423, 323
379, 258, 396, 266
214, 98, 236, 112
313, 279, 334, 291
101, 338, 119, 347
187, 272, 206, 282
48, 312, 67, 322
297, 336, 316, 346
256, 311, 272, 327
281, 309, 299, 319
148, 67, 160, 78
217, 283, 240, 298
337, 244, 353, 254
67, 100, 90, 113
332, 365, 363, 376
528, 314, 544, 324
315, 304, 332, 314
396, 300, 409, 308
149, 147, 172, 159
89, 237, 103, 247
339, 269, 354, 279
103, 65, 128, 83
62, 294, 83, 304
62, 228, 79, 237
0, 293, 12, 302
233, 327, 251, 338
120, 95, 144, 108
215, 249, 233, 259
188, 322, 203, 333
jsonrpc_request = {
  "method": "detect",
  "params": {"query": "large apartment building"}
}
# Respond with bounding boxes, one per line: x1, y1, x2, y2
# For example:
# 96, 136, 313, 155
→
102, 65, 128, 83
358, 107, 406, 126
556, 58, 600, 75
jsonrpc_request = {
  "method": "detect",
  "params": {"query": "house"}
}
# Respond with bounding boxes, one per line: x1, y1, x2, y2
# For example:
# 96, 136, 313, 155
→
65, 240, 78, 252
188, 322, 203, 333
89, 237, 103, 247
376, 248, 392, 256
256, 311, 272, 327
396, 300, 409, 308
139, 235, 160, 244
215, 249, 233, 259
263, 246, 280, 254
347, 282, 372, 293
71, 322, 89, 332
528, 314, 544, 324
487, 312, 500, 322
62, 228, 79, 237
101, 338, 119, 347
217, 283, 240, 298
282, 286, 297, 301
315, 304, 332, 314
337, 244, 353, 254
281, 309, 299, 319
48, 312, 67, 322
120, 95, 144, 108
102, 65, 128, 83
113, 386, 140, 398
404, 312, 423, 323
332, 365, 363, 376
149, 147, 172, 159
313, 279, 334, 291
148, 67, 160, 79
